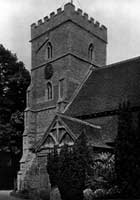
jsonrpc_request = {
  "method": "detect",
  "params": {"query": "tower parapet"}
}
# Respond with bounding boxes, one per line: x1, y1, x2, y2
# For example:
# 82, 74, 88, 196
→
31, 3, 107, 43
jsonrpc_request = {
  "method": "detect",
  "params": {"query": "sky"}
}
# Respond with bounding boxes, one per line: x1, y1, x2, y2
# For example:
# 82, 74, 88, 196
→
0, 0, 140, 71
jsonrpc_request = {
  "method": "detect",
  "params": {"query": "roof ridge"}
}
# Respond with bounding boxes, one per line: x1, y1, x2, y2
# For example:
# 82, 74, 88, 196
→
57, 113, 101, 129
100, 56, 140, 71
88, 56, 140, 74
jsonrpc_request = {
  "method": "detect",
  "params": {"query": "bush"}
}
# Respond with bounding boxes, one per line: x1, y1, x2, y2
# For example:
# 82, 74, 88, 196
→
40, 189, 50, 200
92, 188, 106, 198
93, 153, 115, 185
115, 103, 140, 197
106, 185, 121, 197
28, 189, 39, 200
83, 188, 93, 200
50, 187, 61, 200
47, 132, 92, 200
87, 152, 116, 193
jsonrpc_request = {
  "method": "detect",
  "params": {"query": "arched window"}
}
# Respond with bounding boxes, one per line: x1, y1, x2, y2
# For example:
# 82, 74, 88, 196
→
46, 82, 53, 100
47, 42, 52, 59
88, 43, 95, 61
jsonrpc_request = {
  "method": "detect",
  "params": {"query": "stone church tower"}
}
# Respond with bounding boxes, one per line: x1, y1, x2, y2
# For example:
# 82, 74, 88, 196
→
18, 2, 107, 190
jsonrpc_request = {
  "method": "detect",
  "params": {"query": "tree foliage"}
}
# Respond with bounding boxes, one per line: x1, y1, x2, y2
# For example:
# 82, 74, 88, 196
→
71, 132, 92, 192
58, 144, 74, 200
47, 146, 59, 188
0, 44, 30, 166
47, 132, 92, 200
132, 112, 140, 196
115, 102, 140, 197
93, 153, 116, 187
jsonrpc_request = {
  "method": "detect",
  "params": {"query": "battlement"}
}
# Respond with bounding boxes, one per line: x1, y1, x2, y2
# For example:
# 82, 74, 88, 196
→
31, 3, 107, 43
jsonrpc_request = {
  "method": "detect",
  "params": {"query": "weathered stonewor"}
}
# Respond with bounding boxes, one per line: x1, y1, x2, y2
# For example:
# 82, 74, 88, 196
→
17, 1, 107, 194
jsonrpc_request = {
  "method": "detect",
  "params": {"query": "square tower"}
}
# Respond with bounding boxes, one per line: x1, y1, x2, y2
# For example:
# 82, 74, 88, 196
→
18, 2, 107, 190
29, 2, 107, 138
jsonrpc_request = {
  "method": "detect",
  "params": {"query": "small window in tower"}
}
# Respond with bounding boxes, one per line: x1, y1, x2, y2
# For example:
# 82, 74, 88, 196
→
46, 82, 53, 100
88, 43, 95, 61
59, 78, 64, 99
47, 42, 52, 59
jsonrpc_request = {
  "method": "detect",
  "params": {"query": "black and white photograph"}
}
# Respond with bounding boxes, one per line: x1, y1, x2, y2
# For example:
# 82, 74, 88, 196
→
0, 0, 140, 199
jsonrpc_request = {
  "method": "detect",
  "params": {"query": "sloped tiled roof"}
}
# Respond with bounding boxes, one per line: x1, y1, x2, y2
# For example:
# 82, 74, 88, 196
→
33, 113, 112, 152
59, 114, 113, 148
58, 113, 103, 146
64, 56, 140, 117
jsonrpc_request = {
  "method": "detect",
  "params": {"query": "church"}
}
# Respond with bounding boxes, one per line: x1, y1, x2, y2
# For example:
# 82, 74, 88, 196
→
17, 2, 140, 191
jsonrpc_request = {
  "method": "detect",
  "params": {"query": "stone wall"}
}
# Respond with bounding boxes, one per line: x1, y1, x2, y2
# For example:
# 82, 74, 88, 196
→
18, 2, 107, 192
24, 155, 50, 190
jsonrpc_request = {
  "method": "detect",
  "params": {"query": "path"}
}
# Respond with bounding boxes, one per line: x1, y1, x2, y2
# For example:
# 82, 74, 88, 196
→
0, 190, 25, 200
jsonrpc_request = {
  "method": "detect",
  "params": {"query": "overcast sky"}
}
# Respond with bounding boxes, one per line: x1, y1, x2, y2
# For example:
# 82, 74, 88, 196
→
0, 0, 140, 70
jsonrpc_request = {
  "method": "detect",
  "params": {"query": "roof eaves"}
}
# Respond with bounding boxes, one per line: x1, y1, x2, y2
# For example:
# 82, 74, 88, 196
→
58, 113, 101, 129
90, 143, 114, 149
102, 56, 140, 71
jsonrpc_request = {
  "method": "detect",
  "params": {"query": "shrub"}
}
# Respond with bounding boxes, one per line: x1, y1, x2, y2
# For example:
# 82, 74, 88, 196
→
91, 152, 116, 192
93, 188, 106, 198
106, 185, 121, 197
29, 189, 39, 200
50, 187, 61, 200
40, 189, 50, 200
115, 103, 140, 197
83, 188, 93, 200
47, 132, 92, 200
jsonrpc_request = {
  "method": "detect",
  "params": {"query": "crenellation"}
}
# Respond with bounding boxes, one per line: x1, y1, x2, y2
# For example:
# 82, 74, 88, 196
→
44, 16, 49, 22
57, 7, 62, 14
31, 23, 37, 29
94, 21, 100, 27
100, 24, 107, 30
50, 11, 55, 18
83, 12, 88, 20
89, 17, 94, 23
38, 19, 43, 25
31, 3, 107, 43
77, 8, 83, 15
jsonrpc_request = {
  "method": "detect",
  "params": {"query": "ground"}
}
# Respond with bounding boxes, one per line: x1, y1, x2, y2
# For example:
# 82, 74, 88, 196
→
0, 191, 25, 200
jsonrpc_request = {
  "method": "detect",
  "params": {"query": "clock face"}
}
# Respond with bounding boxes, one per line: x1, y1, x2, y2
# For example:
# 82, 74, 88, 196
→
44, 63, 53, 79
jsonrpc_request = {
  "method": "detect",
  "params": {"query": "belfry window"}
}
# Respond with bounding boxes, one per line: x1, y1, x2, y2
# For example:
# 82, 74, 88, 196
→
46, 82, 53, 100
88, 43, 94, 61
47, 42, 52, 59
